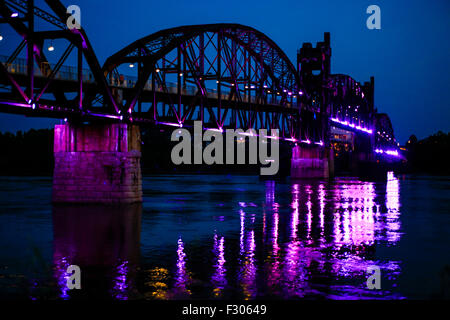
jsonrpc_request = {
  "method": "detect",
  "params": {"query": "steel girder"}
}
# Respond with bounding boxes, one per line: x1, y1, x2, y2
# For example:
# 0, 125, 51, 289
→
330, 74, 373, 129
375, 113, 397, 149
95, 24, 302, 139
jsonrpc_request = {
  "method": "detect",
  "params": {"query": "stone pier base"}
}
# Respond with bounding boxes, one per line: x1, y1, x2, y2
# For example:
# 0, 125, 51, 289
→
52, 123, 142, 204
291, 145, 334, 179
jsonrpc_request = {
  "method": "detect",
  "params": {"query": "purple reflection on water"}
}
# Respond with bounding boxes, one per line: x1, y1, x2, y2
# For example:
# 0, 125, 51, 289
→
237, 199, 258, 299
54, 255, 71, 300
112, 260, 129, 300
173, 237, 191, 296
319, 184, 325, 244
333, 181, 377, 246
385, 172, 401, 243
154, 176, 404, 299
211, 233, 227, 297
306, 185, 313, 243
262, 212, 266, 240
239, 209, 245, 255
290, 183, 300, 239
324, 178, 403, 298
265, 180, 275, 204
260, 178, 403, 298
238, 228, 257, 299
265, 190, 282, 295
284, 192, 308, 297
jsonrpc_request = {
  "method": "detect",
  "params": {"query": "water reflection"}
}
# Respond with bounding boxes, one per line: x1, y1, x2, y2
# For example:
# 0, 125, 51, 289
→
50, 172, 404, 300
52, 204, 141, 300
172, 237, 191, 297
385, 172, 401, 243
333, 180, 377, 246
266, 181, 282, 297
230, 172, 400, 298
211, 233, 227, 297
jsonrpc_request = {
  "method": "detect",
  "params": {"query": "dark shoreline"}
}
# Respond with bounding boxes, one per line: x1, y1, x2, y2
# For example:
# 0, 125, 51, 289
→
1, 129, 449, 176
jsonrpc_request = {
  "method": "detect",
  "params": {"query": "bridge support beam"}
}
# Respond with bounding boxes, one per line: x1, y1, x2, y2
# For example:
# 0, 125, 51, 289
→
52, 123, 142, 204
291, 145, 334, 179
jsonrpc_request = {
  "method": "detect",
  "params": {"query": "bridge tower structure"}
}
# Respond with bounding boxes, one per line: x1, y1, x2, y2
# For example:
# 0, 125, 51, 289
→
291, 32, 334, 179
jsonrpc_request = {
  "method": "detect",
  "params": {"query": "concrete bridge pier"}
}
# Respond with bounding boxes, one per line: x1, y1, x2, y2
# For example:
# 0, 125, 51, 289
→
52, 123, 142, 204
290, 145, 334, 179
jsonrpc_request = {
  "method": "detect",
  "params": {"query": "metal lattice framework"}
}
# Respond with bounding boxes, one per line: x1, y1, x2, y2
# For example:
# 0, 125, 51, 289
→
330, 74, 373, 128
94, 24, 302, 139
375, 113, 397, 149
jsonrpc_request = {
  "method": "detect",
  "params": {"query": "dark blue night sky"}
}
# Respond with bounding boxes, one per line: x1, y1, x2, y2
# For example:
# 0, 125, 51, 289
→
0, 0, 449, 143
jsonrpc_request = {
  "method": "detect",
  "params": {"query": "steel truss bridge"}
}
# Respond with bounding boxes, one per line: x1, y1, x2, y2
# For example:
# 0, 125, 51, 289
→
0, 0, 398, 151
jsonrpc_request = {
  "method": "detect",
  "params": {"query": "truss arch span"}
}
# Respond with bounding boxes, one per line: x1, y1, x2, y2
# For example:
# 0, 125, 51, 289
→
101, 24, 301, 120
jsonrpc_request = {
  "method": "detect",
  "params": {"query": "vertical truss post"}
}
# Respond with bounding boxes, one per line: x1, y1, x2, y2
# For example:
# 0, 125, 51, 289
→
271, 49, 274, 105
152, 70, 156, 121
162, 53, 166, 117
231, 38, 237, 129
182, 46, 186, 89
217, 31, 222, 127
77, 45, 83, 110
177, 45, 182, 123
259, 41, 264, 109
27, 0, 34, 101
244, 50, 248, 105
137, 47, 142, 115
199, 33, 204, 125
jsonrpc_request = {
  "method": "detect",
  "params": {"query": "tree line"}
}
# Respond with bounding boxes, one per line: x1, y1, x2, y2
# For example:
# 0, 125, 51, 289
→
0, 128, 448, 176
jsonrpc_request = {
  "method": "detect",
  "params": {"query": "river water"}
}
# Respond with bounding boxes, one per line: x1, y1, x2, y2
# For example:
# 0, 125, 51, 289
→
0, 173, 449, 300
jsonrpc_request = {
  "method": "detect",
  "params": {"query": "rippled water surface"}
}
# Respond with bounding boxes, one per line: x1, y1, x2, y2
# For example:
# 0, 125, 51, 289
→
0, 173, 449, 299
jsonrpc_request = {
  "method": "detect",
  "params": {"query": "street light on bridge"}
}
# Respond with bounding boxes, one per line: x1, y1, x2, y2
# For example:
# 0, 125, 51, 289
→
48, 40, 55, 52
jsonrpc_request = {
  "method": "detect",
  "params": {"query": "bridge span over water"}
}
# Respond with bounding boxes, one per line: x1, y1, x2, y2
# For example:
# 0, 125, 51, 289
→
0, 0, 401, 203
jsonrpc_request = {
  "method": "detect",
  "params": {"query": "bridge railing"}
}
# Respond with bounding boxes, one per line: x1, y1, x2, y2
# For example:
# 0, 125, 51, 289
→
109, 75, 291, 107
1, 55, 95, 83
1, 55, 291, 107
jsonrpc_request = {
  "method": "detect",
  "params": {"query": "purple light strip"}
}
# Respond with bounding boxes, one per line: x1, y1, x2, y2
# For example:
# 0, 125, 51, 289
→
156, 121, 182, 127
0, 101, 329, 147
205, 127, 223, 133
87, 112, 122, 120
112, 261, 129, 300
238, 131, 256, 137
1, 101, 31, 108
264, 135, 279, 140
201, 130, 321, 146
0, 101, 129, 121
178, 126, 320, 145
315, 140, 324, 146
330, 117, 373, 134
375, 148, 400, 156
